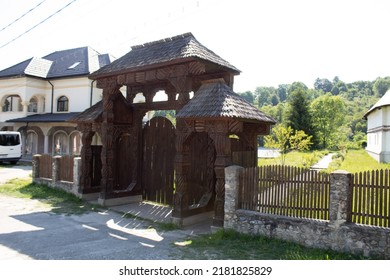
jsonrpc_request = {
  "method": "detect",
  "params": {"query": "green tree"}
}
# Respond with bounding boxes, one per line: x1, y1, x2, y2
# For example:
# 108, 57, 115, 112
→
239, 91, 255, 104
310, 93, 345, 149
373, 77, 390, 97
277, 84, 288, 102
264, 124, 312, 165
255, 86, 277, 107
285, 87, 314, 139
287, 81, 308, 95
314, 78, 333, 93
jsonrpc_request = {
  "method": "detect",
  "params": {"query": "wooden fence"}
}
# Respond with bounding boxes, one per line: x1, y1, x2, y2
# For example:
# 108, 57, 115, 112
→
351, 169, 390, 227
239, 165, 390, 228
239, 165, 330, 220
36, 154, 74, 182
38, 154, 52, 179
59, 155, 74, 182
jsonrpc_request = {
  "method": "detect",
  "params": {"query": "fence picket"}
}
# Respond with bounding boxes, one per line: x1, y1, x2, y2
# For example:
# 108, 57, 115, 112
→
239, 165, 390, 228
239, 165, 330, 220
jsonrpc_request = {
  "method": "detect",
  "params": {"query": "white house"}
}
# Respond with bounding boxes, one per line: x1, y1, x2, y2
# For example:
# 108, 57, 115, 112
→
364, 90, 390, 163
0, 47, 112, 157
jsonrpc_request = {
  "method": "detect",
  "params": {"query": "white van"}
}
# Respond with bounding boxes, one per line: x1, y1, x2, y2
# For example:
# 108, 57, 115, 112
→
0, 131, 22, 164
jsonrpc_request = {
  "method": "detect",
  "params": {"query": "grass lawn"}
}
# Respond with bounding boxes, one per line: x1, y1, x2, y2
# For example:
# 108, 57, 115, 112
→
0, 178, 100, 215
259, 149, 390, 173
338, 149, 390, 173
258, 150, 328, 168
176, 229, 370, 260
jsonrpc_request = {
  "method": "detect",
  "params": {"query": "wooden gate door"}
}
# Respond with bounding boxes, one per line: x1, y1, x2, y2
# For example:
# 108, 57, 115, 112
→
142, 117, 175, 205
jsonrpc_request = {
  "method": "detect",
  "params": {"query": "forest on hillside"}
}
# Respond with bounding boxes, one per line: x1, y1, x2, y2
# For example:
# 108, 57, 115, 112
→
238, 76, 390, 150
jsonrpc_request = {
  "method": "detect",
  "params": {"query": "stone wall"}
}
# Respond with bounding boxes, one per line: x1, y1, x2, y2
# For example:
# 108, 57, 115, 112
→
224, 165, 390, 259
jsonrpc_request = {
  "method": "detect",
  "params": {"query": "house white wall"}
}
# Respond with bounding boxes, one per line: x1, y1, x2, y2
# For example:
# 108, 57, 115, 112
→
366, 106, 390, 163
49, 77, 102, 112
0, 76, 103, 123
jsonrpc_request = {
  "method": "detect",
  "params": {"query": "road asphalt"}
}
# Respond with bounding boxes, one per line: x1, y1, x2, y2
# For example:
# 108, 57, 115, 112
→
0, 153, 334, 260
0, 164, 211, 260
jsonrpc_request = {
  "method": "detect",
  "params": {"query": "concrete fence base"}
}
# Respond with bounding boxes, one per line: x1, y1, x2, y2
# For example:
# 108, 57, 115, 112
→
224, 165, 390, 259
32, 155, 85, 198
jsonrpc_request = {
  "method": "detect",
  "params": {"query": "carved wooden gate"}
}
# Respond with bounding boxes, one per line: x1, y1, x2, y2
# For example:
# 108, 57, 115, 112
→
142, 117, 175, 205
90, 145, 102, 187
187, 132, 216, 207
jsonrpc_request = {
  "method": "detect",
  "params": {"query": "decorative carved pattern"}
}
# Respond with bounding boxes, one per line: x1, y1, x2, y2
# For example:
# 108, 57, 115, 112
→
96, 77, 119, 89
209, 131, 231, 227
188, 61, 206, 75
79, 129, 93, 192
100, 80, 121, 199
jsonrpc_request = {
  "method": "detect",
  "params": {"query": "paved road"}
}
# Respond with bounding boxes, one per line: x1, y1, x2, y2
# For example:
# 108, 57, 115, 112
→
0, 164, 209, 260
0, 194, 207, 260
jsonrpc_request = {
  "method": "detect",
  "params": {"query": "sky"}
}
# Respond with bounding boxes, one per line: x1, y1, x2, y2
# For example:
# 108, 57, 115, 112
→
0, 0, 390, 93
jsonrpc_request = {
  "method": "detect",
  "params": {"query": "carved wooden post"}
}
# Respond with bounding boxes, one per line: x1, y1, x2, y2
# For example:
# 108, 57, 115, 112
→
243, 123, 261, 167
98, 78, 120, 200
210, 121, 231, 228
78, 126, 93, 193
172, 121, 191, 223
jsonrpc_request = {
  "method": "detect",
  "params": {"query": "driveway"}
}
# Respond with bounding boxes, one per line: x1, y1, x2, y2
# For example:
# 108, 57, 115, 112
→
0, 163, 32, 184
0, 164, 209, 260
0, 194, 209, 260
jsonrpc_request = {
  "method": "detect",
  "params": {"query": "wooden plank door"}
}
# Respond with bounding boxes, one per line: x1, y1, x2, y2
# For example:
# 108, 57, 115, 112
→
142, 117, 175, 205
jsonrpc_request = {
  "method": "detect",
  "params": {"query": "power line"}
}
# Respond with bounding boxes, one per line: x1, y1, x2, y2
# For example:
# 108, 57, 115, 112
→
0, 0, 47, 33
0, 0, 78, 49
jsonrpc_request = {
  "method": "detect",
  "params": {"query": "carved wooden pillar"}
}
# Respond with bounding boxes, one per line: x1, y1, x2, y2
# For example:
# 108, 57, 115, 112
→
131, 110, 145, 192
98, 78, 120, 199
78, 124, 93, 193
209, 121, 231, 227
172, 119, 192, 219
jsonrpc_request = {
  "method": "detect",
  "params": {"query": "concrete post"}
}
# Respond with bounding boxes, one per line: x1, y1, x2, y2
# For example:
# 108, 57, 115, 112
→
73, 157, 82, 189
52, 155, 61, 184
32, 154, 41, 179
329, 170, 352, 227
224, 165, 243, 229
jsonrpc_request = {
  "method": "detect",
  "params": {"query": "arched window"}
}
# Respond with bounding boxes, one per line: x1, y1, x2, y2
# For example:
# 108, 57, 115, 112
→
69, 131, 82, 155
57, 96, 69, 112
2, 95, 22, 112
28, 97, 38, 112
53, 132, 68, 155
26, 131, 38, 155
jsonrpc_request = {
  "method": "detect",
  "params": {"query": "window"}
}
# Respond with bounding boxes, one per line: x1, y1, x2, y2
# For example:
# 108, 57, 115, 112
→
53, 132, 68, 155
69, 132, 82, 155
2, 95, 22, 112
26, 131, 38, 155
28, 97, 38, 112
57, 96, 69, 112
0, 133, 20, 146
68, 62, 81, 69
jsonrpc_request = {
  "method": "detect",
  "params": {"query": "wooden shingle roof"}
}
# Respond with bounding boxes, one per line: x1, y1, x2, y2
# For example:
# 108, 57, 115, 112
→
177, 79, 276, 124
90, 33, 240, 79
68, 101, 103, 123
